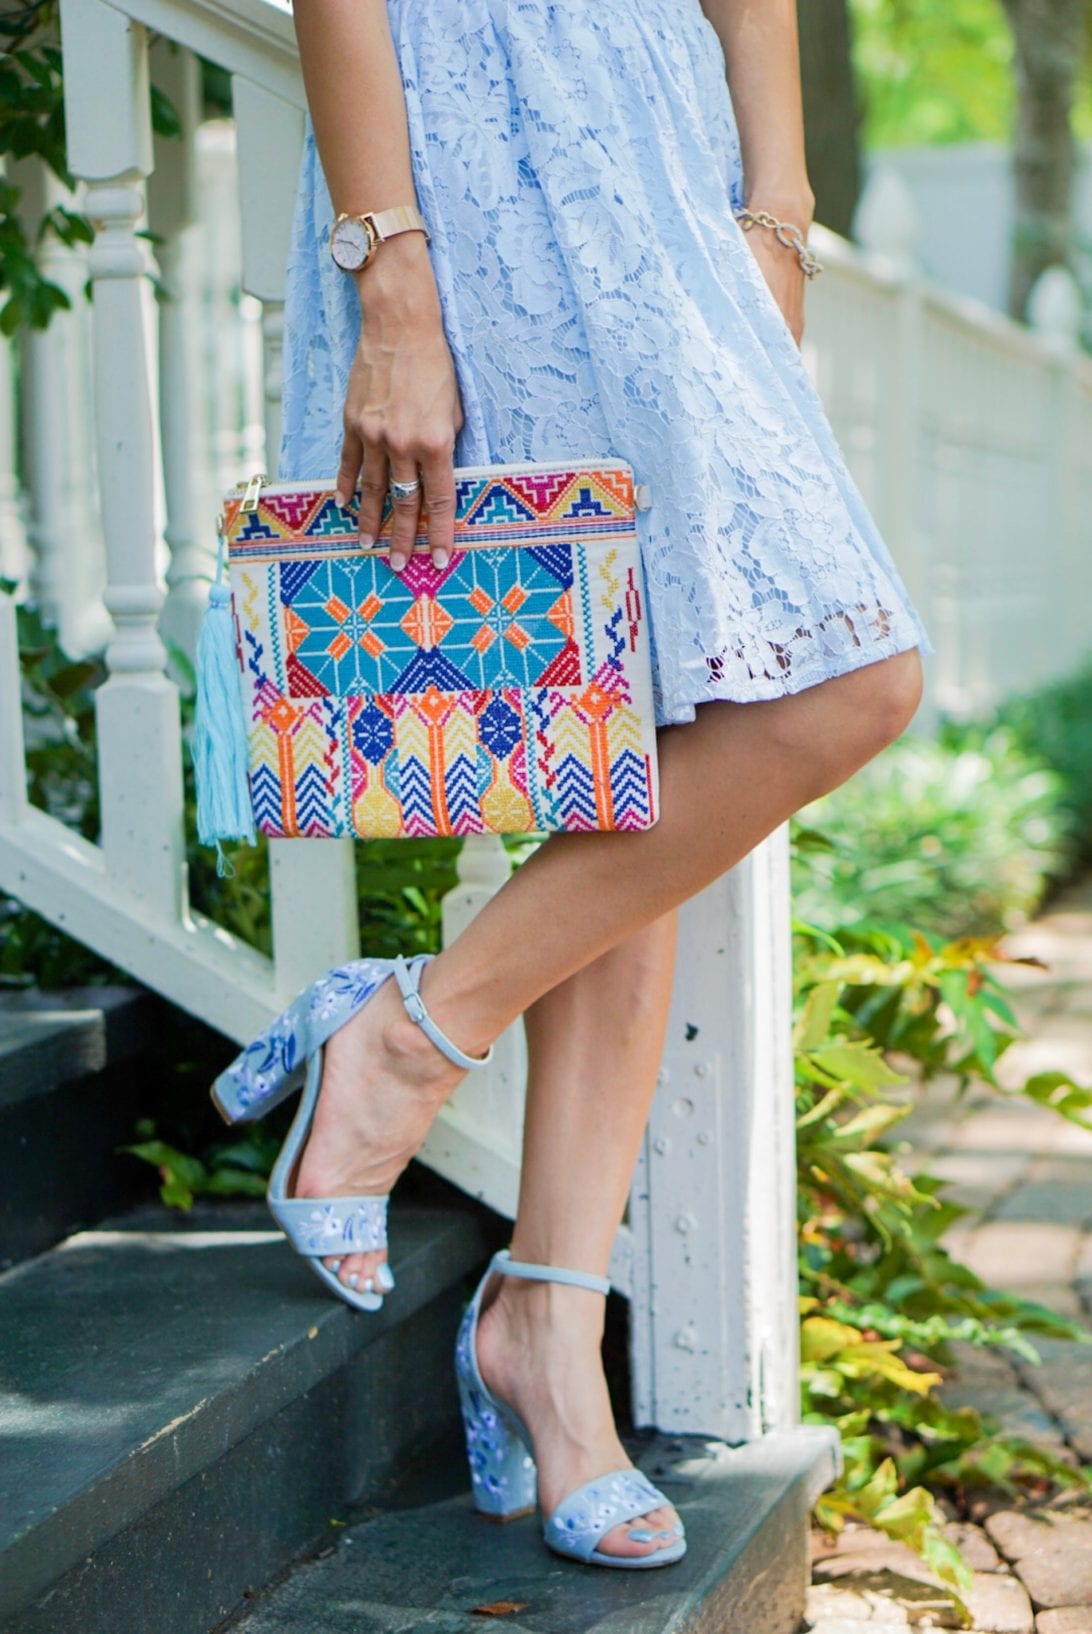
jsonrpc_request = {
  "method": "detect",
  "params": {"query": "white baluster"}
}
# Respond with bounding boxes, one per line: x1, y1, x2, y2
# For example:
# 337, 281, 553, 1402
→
0, 592, 27, 826
629, 832, 801, 1439
149, 40, 215, 666
0, 329, 28, 596
59, 0, 184, 919
229, 71, 358, 990
11, 156, 104, 653
231, 76, 304, 476
419, 835, 526, 1216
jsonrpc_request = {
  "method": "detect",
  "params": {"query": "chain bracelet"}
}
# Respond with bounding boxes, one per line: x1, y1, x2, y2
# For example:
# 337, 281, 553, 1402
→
733, 207, 823, 278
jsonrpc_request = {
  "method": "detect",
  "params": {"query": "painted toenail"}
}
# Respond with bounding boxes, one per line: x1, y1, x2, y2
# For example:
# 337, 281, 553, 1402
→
363, 1277, 374, 1293
375, 1262, 395, 1292
627, 1528, 656, 1542
347, 1273, 360, 1288
329, 1260, 342, 1273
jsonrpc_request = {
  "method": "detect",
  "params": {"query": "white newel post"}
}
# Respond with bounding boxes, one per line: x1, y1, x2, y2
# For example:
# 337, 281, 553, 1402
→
1028, 268, 1088, 667
629, 832, 800, 1440
149, 39, 215, 665
853, 167, 936, 734
231, 71, 358, 994
59, 0, 185, 920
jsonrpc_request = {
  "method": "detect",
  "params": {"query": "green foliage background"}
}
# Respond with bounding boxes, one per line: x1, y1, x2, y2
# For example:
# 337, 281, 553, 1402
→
850, 0, 1092, 147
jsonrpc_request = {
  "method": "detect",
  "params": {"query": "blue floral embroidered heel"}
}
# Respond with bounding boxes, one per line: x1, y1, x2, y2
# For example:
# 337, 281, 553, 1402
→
455, 1248, 687, 1568
210, 953, 492, 1314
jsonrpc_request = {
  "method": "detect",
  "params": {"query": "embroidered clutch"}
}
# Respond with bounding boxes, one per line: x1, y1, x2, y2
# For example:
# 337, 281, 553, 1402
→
196, 459, 660, 850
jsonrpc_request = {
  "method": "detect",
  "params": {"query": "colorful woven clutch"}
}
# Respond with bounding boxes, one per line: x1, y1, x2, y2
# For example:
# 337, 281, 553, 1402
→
193, 459, 660, 858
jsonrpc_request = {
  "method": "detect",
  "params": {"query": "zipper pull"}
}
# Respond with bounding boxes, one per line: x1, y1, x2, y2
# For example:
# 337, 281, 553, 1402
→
240, 471, 267, 513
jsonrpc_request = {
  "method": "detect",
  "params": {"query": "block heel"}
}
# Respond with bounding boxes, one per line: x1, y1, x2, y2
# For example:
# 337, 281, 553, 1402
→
455, 1287, 538, 1520
454, 1248, 687, 1567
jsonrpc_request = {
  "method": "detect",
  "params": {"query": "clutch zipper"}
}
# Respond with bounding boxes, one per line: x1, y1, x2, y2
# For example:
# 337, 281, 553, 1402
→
225, 457, 644, 506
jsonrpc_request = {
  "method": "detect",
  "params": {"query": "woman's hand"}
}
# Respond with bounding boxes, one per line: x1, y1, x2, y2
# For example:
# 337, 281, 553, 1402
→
738, 192, 815, 348
333, 232, 463, 572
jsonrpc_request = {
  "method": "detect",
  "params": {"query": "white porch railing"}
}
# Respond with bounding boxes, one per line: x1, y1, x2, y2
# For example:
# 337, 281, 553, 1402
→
0, 0, 1087, 1451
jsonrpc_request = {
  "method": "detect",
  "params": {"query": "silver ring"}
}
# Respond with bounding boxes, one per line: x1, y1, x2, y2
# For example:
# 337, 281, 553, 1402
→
389, 476, 421, 502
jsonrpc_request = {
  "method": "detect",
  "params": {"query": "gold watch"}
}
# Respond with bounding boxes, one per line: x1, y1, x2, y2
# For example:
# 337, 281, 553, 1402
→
328, 204, 430, 273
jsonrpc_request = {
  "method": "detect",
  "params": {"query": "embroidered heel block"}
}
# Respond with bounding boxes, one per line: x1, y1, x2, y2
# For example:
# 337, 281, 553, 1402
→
455, 1248, 687, 1567
210, 953, 492, 1313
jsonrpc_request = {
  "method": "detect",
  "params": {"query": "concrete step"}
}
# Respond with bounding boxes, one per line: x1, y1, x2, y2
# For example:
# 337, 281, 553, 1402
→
0, 985, 166, 1267
0, 1189, 505, 1634
223, 1424, 841, 1634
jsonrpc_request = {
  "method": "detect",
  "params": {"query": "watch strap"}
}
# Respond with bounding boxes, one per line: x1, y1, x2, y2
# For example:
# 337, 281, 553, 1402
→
366, 203, 430, 245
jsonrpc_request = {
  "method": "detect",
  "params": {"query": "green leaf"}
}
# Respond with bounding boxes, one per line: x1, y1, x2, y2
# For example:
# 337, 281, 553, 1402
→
1021, 1071, 1092, 1129
808, 1039, 908, 1091
794, 980, 842, 1051
828, 1102, 912, 1148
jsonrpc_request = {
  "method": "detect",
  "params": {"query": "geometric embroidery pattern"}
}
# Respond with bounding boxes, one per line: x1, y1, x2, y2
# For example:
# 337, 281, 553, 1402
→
224, 460, 659, 838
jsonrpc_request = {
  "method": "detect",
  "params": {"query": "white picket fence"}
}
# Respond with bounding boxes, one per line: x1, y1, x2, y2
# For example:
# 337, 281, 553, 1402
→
0, 0, 1088, 1460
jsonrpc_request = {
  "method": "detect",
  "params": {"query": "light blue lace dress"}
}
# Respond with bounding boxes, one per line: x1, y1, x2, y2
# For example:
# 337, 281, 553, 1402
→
277, 0, 932, 727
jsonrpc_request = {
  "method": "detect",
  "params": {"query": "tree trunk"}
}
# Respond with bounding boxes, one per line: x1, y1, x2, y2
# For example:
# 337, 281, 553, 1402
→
796, 0, 861, 238
1000, 0, 1085, 320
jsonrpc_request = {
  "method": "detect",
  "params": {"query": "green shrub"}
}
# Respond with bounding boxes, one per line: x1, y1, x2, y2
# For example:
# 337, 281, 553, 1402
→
792, 729, 1073, 941
793, 914, 1092, 1605
946, 657, 1092, 870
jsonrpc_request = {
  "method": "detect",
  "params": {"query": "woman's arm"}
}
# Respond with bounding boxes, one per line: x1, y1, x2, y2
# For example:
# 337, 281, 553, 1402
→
290, 0, 461, 568
699, 0, 816, 342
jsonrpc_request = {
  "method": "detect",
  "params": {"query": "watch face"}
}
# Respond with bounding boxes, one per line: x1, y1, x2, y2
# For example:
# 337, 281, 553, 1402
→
330, 217, 371, 271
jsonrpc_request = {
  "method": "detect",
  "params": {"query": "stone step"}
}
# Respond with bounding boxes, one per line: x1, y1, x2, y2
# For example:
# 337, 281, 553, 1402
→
0, 1190, 504, 1634
223, 1422, 841, 1634
0, 985, 166, 1267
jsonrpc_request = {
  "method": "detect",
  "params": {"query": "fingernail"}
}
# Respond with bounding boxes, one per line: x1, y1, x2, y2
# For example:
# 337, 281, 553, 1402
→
375, 1262, 395, 1292
333, 490, 346, 508
433, 549, 449, 568
359, 532, 374, 549
627, 1528, 656, 1543
389, 552, 405, 572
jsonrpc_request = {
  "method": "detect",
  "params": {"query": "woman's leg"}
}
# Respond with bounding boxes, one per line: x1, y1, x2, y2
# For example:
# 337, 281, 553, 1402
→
295, 647, 923, 1298
474, 911, 681, 1559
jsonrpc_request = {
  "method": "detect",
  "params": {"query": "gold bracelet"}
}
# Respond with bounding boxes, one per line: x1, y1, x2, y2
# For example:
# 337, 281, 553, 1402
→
733, 207, 823, 278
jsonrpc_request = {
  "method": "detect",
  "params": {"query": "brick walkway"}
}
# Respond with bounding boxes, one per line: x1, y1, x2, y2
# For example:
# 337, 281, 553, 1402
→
804, 878, 1092, 1634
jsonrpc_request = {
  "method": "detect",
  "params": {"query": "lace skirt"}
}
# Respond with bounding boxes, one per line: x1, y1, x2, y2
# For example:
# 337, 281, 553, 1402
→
276, 0, 932, 727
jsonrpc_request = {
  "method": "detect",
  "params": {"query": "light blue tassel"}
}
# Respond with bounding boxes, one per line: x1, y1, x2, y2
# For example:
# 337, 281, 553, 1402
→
192, 533, 256, 877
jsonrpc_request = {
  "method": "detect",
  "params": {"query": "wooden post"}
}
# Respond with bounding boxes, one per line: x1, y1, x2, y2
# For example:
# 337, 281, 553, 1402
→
60, 0, 185, 920
1028, 267, 1087, 671
629, 832, 799, 1439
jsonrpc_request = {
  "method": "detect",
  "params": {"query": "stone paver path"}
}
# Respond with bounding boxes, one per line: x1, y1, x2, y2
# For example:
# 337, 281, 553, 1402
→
803, 877, 1092, 1634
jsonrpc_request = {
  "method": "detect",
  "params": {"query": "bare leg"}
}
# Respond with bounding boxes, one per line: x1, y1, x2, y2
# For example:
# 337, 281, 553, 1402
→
474, 911, 681, 1558
295, 648, 923, 1298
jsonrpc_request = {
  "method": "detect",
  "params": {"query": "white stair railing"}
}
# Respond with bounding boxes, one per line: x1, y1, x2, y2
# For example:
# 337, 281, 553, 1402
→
17, 0, 1089, 1456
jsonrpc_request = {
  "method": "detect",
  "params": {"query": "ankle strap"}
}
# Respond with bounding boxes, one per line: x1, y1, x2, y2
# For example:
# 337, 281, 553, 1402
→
490, 1247, 611, 1296
394, 954, 493, 1072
